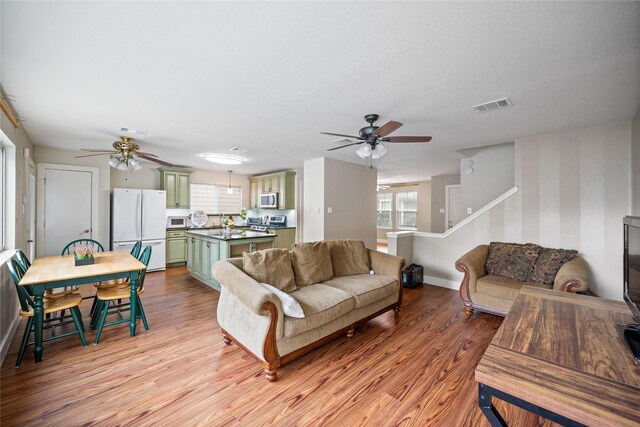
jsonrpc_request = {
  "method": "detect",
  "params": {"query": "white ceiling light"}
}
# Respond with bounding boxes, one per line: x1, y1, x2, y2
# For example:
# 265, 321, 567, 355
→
202, 154, 245, 165
110, 155, 142, 171
356, 145, 371, 158
357, 143, 388, 159
371, 143, 387, 159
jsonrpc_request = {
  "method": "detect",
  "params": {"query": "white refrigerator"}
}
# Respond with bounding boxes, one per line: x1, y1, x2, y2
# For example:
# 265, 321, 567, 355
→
112, 188, 167, 271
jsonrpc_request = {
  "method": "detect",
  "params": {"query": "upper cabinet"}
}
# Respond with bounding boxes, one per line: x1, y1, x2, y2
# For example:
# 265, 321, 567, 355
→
249, 171, 296, 210
159, 168, 193, 208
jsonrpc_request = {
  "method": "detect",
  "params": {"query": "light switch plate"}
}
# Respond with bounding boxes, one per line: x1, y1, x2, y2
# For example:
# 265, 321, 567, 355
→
440, 208, 445, 214
327, 207, 333, 214
467, 208, 473, 214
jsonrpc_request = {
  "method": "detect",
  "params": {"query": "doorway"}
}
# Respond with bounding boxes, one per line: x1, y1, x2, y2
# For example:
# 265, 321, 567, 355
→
37, 163, 99, 257
445, 184, 461, 230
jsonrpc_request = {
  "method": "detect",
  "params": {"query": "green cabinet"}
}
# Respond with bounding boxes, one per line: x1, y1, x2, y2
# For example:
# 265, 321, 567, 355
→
186, 231, 275, 291
249, 171, 296, 210
166, 230, 187, 265
159, 168, 192, 208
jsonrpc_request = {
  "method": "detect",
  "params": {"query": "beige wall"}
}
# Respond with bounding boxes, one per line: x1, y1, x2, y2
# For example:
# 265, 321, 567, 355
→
377, 181, 431, 241
303, 158, 377, 248
411, 121, 632, 300
34, 146, 111, 249
111, 165, 160, 190
0, 109, 35, 364
430, 174, 460, 233
633, 110, 640, 215
459, 142, 514, 218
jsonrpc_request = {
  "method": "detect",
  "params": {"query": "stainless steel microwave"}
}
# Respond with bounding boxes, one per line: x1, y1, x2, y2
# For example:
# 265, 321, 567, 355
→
260, 192, 278, 209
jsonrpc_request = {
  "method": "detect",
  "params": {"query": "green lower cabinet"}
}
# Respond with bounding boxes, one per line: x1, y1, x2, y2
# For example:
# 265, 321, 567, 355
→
186, 232, 275, 292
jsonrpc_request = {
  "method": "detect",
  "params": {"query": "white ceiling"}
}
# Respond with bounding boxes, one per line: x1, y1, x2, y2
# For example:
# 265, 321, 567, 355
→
2, 2, 639, 184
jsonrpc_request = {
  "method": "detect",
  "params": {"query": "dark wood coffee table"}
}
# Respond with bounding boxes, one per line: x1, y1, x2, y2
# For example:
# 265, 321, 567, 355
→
476, 286, 640, 426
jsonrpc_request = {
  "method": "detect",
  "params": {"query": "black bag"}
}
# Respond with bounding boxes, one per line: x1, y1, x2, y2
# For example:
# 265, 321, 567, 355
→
402, 263, 423, 289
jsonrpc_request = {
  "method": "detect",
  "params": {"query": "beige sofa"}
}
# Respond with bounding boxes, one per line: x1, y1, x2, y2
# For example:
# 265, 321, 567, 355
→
212, 240, 405, 382
455, 242, 588, 317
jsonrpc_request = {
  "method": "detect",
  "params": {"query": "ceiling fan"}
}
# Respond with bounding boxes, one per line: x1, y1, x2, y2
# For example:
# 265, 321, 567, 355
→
322, 114, 432, 159
76, 136, 174, 170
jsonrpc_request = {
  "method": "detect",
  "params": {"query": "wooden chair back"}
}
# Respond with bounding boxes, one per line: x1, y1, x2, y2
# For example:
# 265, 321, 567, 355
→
6, 259, 34, 312
60, 239, 105, 256
15, 249, 31, 271
130, 241, 142, 259
136, 246, 152, 291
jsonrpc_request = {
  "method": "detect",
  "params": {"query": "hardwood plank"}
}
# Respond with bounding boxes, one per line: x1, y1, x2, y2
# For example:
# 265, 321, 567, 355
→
1, 267, 573, 426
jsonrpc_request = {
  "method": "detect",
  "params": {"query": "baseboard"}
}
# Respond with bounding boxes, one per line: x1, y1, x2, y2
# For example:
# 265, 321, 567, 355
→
424, 275, 459, 291
0, 313, 21, 367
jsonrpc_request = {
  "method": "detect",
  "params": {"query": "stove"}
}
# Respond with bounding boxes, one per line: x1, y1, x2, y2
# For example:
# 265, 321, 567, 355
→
246, 217, 263, 226
267, 215, 287, 229
250, 225, 269, 232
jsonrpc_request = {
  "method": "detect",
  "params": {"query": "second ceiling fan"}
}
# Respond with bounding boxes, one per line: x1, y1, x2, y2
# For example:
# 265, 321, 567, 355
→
322, 114, 431, 159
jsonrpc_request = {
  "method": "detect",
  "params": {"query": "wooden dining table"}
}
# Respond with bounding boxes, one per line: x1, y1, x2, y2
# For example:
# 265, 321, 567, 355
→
19, 251, 147, 363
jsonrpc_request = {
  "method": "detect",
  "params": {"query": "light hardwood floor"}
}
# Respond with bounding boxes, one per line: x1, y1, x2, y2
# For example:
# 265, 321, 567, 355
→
1, 267, 558, 426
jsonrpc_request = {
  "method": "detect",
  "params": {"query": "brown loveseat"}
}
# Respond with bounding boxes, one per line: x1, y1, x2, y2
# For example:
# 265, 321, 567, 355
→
212, 240, 405, 382
455, 242, 588, 317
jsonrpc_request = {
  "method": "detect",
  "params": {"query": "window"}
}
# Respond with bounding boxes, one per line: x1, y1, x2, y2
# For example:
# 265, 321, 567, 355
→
396, 191, 417, 230
190, 183, 242, 215
377, 193, 392, 228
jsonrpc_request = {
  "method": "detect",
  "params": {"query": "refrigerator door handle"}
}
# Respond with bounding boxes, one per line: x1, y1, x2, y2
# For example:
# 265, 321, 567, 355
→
136, 193, 142, 239
145, 240, 165, 244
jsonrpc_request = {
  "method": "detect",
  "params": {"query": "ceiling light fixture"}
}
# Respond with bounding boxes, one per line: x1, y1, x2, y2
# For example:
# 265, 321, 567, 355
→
356, 142, 388, 159
227, 170, 234, 194
202, 154, 245, 165
109, 154, 142, 172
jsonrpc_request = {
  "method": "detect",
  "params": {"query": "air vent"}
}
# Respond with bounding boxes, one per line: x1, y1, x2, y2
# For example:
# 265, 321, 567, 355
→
229, 146, 249, 153
472, 97, 513, 113
120, 127, 147, 135
332, 138, 353, 145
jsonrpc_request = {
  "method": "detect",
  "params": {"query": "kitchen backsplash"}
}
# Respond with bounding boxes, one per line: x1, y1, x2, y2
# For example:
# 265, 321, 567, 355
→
166, 208, 296, 228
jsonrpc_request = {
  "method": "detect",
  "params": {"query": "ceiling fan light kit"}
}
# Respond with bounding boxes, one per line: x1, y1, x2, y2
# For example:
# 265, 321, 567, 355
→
322, 113, 431, 163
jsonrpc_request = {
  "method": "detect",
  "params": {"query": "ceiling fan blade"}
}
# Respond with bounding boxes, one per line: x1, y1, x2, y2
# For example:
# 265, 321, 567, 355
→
373, 121, 403, 137
386, 136, 432, 143
80, 148, 118, 152
136, 153, 174, 167
136, 151, 158, 157
321, 132, 361, 139
74, 153, 118, 158
327, 142, 362, 151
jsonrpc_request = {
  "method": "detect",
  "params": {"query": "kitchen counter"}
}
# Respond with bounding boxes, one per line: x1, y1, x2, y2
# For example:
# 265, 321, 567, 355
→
187, 229, 276, 240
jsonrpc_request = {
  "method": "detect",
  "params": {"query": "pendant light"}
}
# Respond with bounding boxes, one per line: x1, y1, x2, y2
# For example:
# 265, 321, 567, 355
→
227, 170, 234, 194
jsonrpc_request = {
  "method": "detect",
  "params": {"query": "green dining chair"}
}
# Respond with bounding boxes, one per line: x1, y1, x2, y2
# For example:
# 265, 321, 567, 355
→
92, 246, 152, 344
15, 249, 31, 271
7, 259, 87, 367
60, 239, 105, 255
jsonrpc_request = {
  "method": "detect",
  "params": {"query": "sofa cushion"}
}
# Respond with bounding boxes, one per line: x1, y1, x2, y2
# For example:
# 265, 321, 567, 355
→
476, 275, 550, 301
243, 248, 297, 293
284, 284, 354, 337
485, 242, 542, 282
326, 240, 370, 277
530, 248, 577, 286
322, 274, 398, 308
291, 241, 334, 287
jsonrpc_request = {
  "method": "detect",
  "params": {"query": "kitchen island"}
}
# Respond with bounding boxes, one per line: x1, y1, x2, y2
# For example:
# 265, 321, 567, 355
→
186, 229, 276, 291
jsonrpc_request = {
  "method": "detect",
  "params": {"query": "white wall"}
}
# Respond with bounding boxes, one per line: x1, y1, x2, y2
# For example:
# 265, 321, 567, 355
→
430, 174, 460, 233
460, 142, 514, 217
303, 157, 377, 248
410, 121, 632, 300
111, 165, 160, 190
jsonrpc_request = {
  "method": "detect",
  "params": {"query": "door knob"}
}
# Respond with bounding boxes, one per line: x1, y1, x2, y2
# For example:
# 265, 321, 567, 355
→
27, 240, 34, 243
83, 229, 90, 233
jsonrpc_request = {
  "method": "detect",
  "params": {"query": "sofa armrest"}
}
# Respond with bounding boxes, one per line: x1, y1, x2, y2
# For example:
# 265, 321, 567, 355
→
212, 260, 283, 316
368, 249, 405, 306
455, 245, 489, 314
553, 256, 588, 292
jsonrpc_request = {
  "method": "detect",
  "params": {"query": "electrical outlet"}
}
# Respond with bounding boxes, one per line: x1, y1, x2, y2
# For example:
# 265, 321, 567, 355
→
467, 208, 473, 214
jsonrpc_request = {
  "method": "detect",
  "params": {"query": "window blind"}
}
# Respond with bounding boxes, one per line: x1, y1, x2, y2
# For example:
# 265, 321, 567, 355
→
190, 183, 242, 214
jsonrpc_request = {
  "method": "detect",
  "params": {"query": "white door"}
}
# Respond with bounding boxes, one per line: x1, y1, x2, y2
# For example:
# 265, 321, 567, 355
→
112, 188, 142, 242
445, 185, 462, 230
26, 158, 36, 260
39, 166, 96, 256
141, 190, 167, 240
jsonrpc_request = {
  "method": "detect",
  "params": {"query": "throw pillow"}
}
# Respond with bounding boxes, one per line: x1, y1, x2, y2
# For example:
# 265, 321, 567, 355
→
260, 283, 305, 318
243, 248, 297, 293
530, 248, 578, 286
291, 241, 333, 287
326, 240, 370, 277
485, 242, 542, 282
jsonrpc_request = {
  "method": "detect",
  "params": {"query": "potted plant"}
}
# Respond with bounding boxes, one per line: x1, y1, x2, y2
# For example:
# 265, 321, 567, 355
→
73, 243, 95, 266
220, 215, 235, 236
